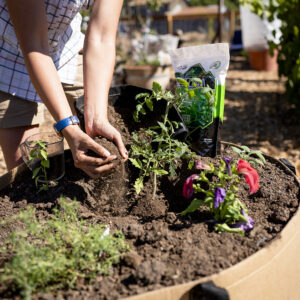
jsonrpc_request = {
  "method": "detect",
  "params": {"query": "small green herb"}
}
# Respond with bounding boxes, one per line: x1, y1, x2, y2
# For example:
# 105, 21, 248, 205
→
0, 197, 129, 299
231, 145, 266, 166
28, 140, 50, 191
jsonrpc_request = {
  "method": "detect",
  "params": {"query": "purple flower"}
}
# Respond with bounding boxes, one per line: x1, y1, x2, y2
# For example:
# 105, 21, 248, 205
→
182, 174, 199, 199
195, 160, 211, 170
232, 209, 255, 232
222, 157, 232, 177
214, 187, 226, 208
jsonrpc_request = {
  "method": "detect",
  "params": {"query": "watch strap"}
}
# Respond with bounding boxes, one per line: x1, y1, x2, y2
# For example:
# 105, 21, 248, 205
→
54, 116, 79, 136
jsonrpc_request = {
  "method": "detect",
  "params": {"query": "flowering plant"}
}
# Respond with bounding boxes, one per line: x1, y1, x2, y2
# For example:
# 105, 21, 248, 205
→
182, 158, 259, 235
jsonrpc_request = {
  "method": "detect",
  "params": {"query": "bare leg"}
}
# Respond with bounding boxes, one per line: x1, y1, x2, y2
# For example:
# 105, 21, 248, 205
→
0, 125, 39, 170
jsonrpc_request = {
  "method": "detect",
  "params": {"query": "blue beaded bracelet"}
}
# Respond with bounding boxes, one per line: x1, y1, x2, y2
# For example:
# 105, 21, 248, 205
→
54, 115, 79, 136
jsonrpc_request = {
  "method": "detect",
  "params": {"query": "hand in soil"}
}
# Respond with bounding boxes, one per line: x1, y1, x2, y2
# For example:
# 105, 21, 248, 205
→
84, 118, 128, 160
62, 125, 117, 178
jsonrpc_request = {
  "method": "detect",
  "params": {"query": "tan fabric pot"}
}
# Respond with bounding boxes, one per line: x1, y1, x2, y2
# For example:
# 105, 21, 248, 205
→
0, 144, 299, 300
123, 65, 171, 90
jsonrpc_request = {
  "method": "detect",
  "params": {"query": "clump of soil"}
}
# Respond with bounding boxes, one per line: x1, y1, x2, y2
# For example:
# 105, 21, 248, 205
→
0, 103, 299, 300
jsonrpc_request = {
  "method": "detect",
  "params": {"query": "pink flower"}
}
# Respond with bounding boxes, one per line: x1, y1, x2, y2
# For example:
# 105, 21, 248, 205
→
237, 159, 260, 194
183, 174, 199, 199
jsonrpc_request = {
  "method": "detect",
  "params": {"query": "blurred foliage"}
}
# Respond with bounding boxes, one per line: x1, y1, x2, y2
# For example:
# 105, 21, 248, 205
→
188, 0, 240, 10
240, 0, 300, 112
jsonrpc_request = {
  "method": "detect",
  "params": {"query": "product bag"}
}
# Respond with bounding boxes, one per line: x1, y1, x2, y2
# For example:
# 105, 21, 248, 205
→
169, 43, 230, 157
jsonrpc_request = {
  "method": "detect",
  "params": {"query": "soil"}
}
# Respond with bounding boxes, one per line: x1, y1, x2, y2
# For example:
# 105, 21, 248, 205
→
0, 89, 299, 299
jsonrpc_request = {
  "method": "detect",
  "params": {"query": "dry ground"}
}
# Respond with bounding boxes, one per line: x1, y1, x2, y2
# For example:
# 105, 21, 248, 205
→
0, 53, 299, 178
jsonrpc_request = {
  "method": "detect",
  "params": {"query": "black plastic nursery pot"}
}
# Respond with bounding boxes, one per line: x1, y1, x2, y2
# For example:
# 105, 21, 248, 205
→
0, 85, 299, 299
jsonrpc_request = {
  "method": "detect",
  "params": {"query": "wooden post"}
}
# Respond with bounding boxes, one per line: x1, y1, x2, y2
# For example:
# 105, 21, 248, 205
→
218, 0, 224, 42
167, 13, 173, 34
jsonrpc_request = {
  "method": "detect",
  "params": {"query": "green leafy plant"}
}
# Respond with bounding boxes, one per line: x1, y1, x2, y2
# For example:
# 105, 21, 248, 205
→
29, 141, 50, 191
0, 197, 129, 299
240, 0, 300, 112
130, 81, 197, 198
182, 157, 259, 235
231, 145, 266, 166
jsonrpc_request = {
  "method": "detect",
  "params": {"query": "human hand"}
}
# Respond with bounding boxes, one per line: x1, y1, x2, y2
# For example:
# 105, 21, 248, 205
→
85, 117, 128, 160
62, 125, 117, 178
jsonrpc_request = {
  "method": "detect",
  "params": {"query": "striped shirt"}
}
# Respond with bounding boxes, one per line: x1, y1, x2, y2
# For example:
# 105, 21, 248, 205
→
0, 0, 94, 103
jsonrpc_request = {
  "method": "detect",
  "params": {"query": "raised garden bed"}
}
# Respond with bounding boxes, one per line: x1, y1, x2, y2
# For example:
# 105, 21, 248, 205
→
0, 86, 299, 299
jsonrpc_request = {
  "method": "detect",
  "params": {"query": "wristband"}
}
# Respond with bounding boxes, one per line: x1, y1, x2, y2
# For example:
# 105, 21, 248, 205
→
54, 115, 79, 136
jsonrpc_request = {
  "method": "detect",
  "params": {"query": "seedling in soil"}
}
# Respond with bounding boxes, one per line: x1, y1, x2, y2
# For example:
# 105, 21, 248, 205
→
130, 80, 197, 198
181, 157, 259, 235
231, 145, 266, 166
28, 140, 50, 191
0, 196, 129, 299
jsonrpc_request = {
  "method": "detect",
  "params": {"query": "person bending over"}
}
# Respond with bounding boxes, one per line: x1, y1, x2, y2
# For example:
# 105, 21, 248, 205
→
0, 0, 128, 178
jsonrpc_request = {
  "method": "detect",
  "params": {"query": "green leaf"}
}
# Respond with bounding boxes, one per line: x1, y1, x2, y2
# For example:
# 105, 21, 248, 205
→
169, 164, 176, 178
152, 169, 168, 176
135, 93, 150, 100
133, 112, 139, 122
176, 78, 189, 87
252, 151, 266, 163
134, 177, 144, 194
181, 198, 202, 215
188, 160, 194, 169
41, 159, 50, 168
231, 146, 242, 154
32, 167, 41, 179
152, 81, 162, 94
188, 90, 195, 99
145, 98, 153, 111
157, 121, 168, 132
214, 223, 244, 235
190, 78, 202, 84
129, 158, 143, 169
240, 145, 251, 152
40, 149, 48, 161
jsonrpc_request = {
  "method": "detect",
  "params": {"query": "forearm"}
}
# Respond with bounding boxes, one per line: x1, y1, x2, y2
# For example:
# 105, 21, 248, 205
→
24, 52, 73, 122
83, 39, 116, 122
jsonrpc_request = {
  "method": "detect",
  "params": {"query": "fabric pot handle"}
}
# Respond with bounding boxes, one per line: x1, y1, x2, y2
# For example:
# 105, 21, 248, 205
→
279, 158, 296, 175
189, 280, 229, 300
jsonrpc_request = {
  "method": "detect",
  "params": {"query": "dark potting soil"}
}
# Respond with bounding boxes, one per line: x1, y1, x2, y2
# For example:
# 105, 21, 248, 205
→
0, 104, 299, 300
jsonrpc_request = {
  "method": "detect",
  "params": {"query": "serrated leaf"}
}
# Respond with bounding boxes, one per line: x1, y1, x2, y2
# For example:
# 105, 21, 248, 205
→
152, 169, 168, 176
134, 177, 144, 194
129, 158, 143, 169
181, 198, 202, 215
169, 164, 176, 178
157, 121, 168, 132
152, 81, 162, 94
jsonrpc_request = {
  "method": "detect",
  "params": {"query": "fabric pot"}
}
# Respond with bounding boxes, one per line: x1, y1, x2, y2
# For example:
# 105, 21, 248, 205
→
0, 144, 299, 300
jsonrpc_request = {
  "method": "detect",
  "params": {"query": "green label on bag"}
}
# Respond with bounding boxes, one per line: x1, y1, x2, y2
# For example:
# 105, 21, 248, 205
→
175, 63, 225, 129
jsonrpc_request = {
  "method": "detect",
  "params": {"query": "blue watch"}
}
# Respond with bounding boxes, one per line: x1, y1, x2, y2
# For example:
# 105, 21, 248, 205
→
54, 115, 79, 136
